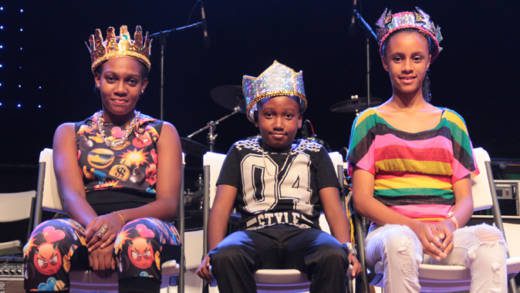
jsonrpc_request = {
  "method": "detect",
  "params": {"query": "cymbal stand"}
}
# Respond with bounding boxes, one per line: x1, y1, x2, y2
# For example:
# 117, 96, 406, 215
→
352, 8, 377, 109
187, 106, 241, 151
150, 21, 205, 120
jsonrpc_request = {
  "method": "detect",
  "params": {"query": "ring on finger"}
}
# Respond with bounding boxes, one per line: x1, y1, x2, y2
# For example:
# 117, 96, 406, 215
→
95, 224, 109, 238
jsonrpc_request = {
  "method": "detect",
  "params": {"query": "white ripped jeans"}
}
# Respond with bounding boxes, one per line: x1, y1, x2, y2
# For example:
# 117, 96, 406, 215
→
365, 223, 507, 293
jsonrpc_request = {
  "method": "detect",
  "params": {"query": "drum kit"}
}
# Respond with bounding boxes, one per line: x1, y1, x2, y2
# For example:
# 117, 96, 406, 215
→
180, 85, 381, 230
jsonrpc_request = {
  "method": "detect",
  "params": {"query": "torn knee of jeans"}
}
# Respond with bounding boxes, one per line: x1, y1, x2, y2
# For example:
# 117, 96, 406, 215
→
475, 224, 505, 243
386, 236, 419, 276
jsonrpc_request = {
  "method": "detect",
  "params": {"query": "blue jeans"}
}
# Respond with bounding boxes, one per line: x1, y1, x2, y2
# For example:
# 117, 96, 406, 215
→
209, 224, 349, 293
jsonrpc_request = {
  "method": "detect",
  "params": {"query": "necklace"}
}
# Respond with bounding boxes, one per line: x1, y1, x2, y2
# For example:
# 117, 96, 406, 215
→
262, 149, 294, 177
95, 110, 140, 148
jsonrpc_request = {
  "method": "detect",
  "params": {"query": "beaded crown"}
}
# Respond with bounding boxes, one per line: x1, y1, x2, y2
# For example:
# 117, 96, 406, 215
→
376, 7, 443, 59
87, 25, 152, 73
242, 60, 307, 122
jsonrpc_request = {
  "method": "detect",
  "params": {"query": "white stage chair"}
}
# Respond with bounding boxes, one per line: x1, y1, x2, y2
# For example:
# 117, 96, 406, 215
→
202, 150, 350, 292
34, 148, 182, 293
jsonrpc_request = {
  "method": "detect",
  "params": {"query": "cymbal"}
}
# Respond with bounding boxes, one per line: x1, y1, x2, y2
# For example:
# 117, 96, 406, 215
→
330, 96, 382, 113
210, 85, 246, 113
181, 137, 208, 157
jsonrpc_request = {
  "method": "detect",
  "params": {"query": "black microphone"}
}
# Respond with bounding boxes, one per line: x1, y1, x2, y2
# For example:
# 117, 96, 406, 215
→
200, 0, 210, 48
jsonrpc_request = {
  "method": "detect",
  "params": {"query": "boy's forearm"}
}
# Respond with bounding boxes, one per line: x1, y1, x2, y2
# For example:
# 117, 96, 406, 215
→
320, 187, 351, 243
207, 209, 230, 251
325, 205, 351, 243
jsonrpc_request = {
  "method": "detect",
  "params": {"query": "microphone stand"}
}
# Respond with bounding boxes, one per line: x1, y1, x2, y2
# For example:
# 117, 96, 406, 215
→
150, 23, 204, 293
352, 8, 378, 110
187, 106, 242, 152
150, 21, 205, 120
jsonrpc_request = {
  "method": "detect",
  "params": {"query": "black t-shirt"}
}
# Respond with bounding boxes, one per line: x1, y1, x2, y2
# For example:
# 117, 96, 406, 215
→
217, 136, 340, 230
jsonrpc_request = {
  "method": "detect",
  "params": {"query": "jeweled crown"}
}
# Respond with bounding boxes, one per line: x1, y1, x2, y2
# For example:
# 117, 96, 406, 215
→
376, 7, 443, 59
242, 60, 307, 122
87, 25, 152, 73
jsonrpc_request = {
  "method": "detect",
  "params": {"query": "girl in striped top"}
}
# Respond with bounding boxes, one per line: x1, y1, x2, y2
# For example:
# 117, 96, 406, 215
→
348, 8, 507, 292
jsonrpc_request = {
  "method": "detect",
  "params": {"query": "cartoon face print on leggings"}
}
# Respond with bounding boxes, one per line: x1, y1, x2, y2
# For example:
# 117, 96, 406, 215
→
33, 226, 66, 275
127, 224, 155, 270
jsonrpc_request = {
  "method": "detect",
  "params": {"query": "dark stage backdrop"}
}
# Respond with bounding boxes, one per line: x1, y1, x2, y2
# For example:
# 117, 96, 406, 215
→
1, 0, 518, 192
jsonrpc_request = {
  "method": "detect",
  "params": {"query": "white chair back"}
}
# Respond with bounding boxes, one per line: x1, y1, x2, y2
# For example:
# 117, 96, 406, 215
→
38, 148, 63, 212
328, 151, 344, 178
0, 190, 35, 222
202, 152, 227, 207
470, 147, 493, 211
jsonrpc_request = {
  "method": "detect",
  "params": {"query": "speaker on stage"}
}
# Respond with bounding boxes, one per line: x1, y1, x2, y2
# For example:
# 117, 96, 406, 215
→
495, 180, 520, 216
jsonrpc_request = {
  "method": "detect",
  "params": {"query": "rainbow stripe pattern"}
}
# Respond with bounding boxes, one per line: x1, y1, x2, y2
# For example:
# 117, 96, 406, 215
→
347, 107, 477, 221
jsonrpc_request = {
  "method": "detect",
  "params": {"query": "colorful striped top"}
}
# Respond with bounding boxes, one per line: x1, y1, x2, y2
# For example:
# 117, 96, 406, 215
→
347, 107, 477, 221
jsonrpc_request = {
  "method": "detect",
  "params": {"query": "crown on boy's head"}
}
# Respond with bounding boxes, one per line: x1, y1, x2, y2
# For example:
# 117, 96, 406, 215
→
242, 60, 307, 122
376, 7, 443, 59
87, 25, 152, 73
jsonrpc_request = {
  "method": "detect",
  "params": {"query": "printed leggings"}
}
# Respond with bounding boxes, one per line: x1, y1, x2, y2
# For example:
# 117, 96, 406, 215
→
23, 217, 180, 292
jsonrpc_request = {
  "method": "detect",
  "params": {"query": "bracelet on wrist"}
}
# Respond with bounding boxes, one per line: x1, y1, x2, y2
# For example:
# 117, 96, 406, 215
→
447, 211, 459, 229
114, 212, 126, 225
341, 242, 357, 256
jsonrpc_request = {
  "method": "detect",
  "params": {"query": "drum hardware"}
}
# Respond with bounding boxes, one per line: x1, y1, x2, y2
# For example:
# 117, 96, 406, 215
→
330, 95, 382, 114
183, 174, 204, 231
210, 85, 246, 113
184, 174, 204, 210
334, 5, 380, 116
186, 85, 244, 151
181, 137, 209, 157
300, 119, 332, 151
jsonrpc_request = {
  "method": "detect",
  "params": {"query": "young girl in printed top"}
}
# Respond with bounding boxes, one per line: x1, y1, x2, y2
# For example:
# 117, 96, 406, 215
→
24, 26, 181, 292
347, 8, 507, 292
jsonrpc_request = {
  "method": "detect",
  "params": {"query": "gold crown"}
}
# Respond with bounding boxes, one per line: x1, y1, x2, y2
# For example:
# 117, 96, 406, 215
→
87, 25, 152, 73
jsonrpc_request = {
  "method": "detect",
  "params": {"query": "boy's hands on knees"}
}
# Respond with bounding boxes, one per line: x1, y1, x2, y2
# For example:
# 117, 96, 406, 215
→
410, 220, 447, 260
196, 255, 213, 281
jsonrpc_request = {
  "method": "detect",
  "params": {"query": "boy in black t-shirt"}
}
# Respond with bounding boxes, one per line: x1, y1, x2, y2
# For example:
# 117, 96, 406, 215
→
196, 61, 360, 292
